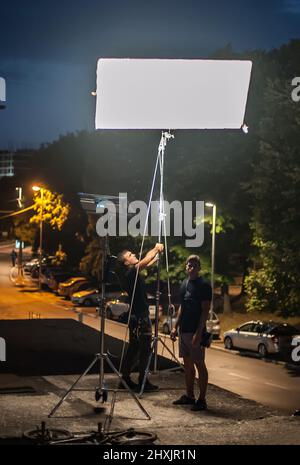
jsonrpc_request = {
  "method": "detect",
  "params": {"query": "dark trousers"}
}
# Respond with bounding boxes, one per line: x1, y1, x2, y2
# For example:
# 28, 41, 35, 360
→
122, 316, 152, 382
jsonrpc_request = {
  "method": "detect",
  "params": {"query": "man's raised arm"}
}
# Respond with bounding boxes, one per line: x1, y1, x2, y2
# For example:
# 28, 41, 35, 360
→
136, 243, 164, 270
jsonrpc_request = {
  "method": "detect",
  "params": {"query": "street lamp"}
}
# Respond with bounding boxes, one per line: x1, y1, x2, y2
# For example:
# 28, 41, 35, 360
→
205, 202, 216, 319
32, 186, 44, 289
14, 186, 26, 286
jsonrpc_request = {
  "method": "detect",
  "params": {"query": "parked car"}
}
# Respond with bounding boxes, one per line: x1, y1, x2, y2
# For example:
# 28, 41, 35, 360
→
40, 266, 67, 288
67, 280, 95, 299
25, 256, 54, 274
24, 258, 39, 273
71, 289, 100, 307
161, 310, 221, 338
223, 321, 300, 357
105, 293, 163, 322
58, 276, 86, 298
46, 272, 76, 292
106, 293, 129, 321
147, 295, 163, 322
71, 284, 122, 307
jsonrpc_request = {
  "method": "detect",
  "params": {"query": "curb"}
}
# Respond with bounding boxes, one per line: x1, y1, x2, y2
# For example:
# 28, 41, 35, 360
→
210, 343, 300, 368
210, 343, 238, 354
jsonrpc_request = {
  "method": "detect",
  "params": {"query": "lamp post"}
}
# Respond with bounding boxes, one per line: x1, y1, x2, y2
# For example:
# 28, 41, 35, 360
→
14, 186, 26, 286
32, 186, 44, 289
205, 202, 216, 319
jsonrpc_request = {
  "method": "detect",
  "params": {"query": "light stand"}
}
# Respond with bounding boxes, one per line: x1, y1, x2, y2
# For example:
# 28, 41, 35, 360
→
138, 132, 183, 397
205, 202, 217, 320
48, 194, 150, 420
94, 57, 252, 398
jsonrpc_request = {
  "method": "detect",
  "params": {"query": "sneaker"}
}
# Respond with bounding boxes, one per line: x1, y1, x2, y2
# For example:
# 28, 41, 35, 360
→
191, 398, 207, 411
137, 380, 159, 392
173, 394, 195, 405
118, 377, 138, 390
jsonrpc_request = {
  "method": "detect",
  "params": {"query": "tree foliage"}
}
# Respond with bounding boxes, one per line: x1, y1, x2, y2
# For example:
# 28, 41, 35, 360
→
79, 216, 102, 281
245, 78, 300, 316
30, 188, 70, 231
13, 213, 36, 245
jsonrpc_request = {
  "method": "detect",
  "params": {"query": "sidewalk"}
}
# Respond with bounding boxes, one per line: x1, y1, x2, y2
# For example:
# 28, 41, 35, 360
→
0, 370, 299, 445
1, 275, 299, 444
0, 317, 300, 445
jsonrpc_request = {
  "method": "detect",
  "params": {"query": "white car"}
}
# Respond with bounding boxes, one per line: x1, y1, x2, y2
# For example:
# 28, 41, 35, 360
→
161, 310, 221, 339
147, 296, 163, 322
106, 293, 129, 321
223, 321, 300, 357
105, 293, 163, 322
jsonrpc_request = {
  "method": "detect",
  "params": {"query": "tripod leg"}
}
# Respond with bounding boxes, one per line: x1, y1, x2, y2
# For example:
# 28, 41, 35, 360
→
48, 355, 99, 418
104, 390, 117, 433
138, 337, 155, 398
157, 337, 183, 369
104, 355, 151, 420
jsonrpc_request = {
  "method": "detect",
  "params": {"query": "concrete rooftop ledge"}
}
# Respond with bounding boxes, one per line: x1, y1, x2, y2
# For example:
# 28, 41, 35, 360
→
0, 371, 299, 445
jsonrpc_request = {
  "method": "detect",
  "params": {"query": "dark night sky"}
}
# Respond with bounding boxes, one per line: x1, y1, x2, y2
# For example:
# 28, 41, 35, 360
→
0, 0, 300, 148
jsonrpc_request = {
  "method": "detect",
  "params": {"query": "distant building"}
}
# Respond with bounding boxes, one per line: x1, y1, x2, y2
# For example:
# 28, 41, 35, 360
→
0, 151, 33, 178
0, 152, 13, 177
0, 77, 5, 109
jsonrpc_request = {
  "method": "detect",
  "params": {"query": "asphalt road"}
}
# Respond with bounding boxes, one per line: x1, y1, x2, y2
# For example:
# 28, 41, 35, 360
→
1, 249, 300, 414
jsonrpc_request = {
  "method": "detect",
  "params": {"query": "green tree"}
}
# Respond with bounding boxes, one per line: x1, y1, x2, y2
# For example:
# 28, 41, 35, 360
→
79, 216, 102, 280
29, 188, 70, 256
245, 78, 300, 316
51, 244, 67, 266
30, 188, 70, 231
13, 213, 36, 246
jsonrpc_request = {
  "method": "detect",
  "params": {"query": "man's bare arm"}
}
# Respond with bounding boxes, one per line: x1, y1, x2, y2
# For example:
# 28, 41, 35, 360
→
136, 243, 163, 271
174, 305, 182, 331
170, 306, 182, 340
146, 255, 159, 268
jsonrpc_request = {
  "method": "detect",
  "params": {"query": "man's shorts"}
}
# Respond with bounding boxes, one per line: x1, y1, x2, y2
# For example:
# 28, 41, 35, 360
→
179, 332, 205, 363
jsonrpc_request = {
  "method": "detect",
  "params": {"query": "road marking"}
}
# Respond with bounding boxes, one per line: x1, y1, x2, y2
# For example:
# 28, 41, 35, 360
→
265, 382, 289, 390
228, 372, 250, 380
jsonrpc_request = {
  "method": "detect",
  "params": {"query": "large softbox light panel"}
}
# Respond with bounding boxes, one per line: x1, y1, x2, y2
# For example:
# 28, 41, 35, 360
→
95, 59, 252, 130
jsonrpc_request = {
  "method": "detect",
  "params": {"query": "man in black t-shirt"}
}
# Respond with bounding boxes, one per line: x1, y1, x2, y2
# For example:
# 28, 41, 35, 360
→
117, 243, 164, 392
171, 255, 212, 411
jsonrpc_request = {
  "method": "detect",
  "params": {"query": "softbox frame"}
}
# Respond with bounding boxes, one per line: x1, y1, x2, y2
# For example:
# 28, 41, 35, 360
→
95, 58, 252, 130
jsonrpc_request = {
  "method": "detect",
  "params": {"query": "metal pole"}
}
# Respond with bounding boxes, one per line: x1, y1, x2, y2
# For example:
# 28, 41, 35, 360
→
15, 187, 25, 286
99, 235, 108, 388
38, 188, 44, 290
154, 132, 166, 372
210, 204, 216, 318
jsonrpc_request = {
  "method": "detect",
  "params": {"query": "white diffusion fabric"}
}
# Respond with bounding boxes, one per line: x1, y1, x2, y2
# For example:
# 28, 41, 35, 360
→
95, 59, 252, 130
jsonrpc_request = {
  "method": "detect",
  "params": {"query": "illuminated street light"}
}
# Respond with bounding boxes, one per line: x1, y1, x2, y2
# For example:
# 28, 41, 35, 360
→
14, 186, 26, 287
205, 202, 216, 319
32, 185, 44, 289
